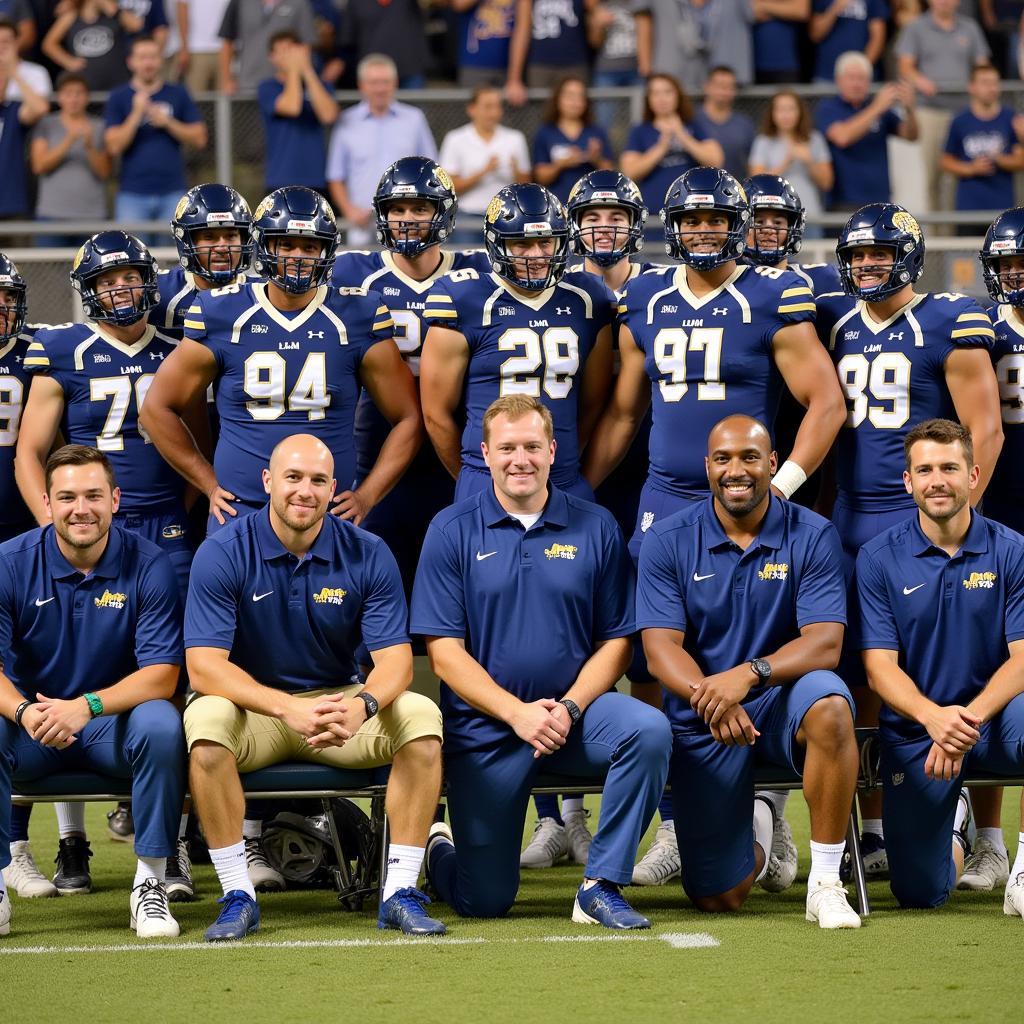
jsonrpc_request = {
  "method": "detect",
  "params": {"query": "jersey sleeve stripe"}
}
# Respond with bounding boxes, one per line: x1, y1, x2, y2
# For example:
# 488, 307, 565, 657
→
777, 302, 816, 314
23, 355, 49, 368
183, 319, 205, 330
425, 292, 453, 303
374, 305, 390, 317
424, 308, 457, 318
781, 286, 814, 298
950, 327, 996, 340
955, 312, 992, 323
372, 317, 394, 332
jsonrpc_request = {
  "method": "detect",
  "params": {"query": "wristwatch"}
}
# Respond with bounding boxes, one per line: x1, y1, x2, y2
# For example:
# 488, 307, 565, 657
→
355, 691, 379, 720
750, 658, 772, 684
558, 698, 582, 724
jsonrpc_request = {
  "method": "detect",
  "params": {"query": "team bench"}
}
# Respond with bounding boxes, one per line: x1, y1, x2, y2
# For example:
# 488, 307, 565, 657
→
17, 731, 1016, 921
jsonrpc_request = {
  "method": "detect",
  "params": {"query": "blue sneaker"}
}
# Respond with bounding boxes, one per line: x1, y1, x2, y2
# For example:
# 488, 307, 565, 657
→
378, 887, 446, 935
572, 880, 651, 930
204, 890, 260, 942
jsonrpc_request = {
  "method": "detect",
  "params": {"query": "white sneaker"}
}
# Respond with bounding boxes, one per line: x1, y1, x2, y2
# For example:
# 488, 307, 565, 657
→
0, 889, 10, 936
129, 878, 180, 939
1003, 872, 1024, 917
245, 836, 285, 892
958, 836, 1010, 891
563, 809, 593, 866
759, 817, 798, 893
520, 817, 569, 869
631, 821, 681, 886
805, 876, 861, 929
3, 841, 58, 898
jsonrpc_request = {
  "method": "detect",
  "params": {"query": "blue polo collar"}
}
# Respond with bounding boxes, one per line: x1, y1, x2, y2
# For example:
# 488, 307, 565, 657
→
481, 484, 569, 530
255, 504, 334, 564
702, 494, 786, 553
910, 510, 989, 558
46, 523, 124, 581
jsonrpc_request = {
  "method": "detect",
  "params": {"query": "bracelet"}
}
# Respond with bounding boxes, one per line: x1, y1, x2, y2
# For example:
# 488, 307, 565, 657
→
14, 699, 32, 728
83, 692, 104, 718
772, 460, 808, 500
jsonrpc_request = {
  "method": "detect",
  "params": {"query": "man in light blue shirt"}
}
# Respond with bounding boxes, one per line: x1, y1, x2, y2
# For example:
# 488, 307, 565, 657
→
325, 54, 437, 248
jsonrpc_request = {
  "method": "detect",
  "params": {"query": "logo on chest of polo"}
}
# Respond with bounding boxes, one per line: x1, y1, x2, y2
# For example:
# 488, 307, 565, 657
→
94, 589, 127, 609
757, 562, 788, 582
963, 571, 996, 591
544, 543, 578, 561
313, 586, 347, 605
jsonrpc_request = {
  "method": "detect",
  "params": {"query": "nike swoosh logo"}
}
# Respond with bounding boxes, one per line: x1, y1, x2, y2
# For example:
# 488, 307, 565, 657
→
252, 591, 274, 602
34, 597, 54, 606
693, 572, 716, 582
903, 584, 926, 595
476, 551, 497, 561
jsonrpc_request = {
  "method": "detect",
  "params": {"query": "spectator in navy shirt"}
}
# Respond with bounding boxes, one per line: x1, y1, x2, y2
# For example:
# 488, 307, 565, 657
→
941, 64, 1024, 222
815, 50, 918, 211
532, 76, 614, 206
751, 0, 810, 85
258, 30, 338, 195
692, 67, 757, 182
620, 74, 723, 229
105, 34, 208, 244
810, 0, 887, 81
0, 44, 48, 220
453, 0, 516, 88
507, 0, 591, 106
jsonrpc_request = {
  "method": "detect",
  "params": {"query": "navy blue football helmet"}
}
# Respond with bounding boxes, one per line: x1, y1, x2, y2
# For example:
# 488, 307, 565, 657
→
70, 231, 160, 325
373, 156, 458, 257
661, 167, 750, 270
836, 203, 925, 300
980, 207, 1024, 306
743, 174, 806, 265
484, 183, 570, 291
251, 186, 339, 294
0, 253, 28, 342
170, 183, 253, 285
566, 170, 647, 267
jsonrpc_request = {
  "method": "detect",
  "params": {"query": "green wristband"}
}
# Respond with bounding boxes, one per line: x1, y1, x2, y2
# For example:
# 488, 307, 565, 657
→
83, 692, 103, 718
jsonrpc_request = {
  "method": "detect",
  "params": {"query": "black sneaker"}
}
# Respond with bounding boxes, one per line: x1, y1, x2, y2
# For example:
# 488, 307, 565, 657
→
165, 838, 195, 903
106, 803, 134, 842
53, 836, 92, 894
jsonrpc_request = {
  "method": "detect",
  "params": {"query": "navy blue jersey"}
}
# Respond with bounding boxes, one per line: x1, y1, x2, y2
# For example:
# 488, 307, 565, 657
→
818, 291, 995, 512
789, 261, 842, 295
183, 281, 394, 506
332, 248, 491, 479
151, 266, 250, 340
0, 327, 36, 531
24, 322, 184, 512
422, 268, 615, 489
857, 511, 1024, 739
986, 302, 1024, 528
618, 263, 816, 498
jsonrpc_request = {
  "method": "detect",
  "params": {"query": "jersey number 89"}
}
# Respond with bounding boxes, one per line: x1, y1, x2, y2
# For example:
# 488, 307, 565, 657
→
836, 352, 911, 429
995, 353, 1024, 425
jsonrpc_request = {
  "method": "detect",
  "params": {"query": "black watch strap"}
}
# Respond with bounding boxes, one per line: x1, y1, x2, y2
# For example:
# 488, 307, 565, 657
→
750, 658, 772, 683
355, 691, 379, 719
559, 698, 582, 724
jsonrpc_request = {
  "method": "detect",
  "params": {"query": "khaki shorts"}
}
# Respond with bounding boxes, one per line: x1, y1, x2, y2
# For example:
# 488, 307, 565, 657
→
183, 687, 442, 772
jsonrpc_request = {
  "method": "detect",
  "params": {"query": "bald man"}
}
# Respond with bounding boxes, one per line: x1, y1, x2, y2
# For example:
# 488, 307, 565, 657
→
636, 416, 862, 928
183, 434, 445, 941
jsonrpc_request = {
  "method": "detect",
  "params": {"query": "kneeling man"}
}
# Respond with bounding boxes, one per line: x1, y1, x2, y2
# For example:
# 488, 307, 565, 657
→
859, 418, 1024, 914
638, 415, 861, 928
184, 434, 444, 941
412, 395, 671, 928
0, 445, 185, 938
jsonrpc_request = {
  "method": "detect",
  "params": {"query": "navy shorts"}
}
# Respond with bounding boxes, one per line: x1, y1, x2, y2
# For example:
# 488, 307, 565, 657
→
671, 671, 854, 900
628, 481, 703, 562
116, 504, 194, 598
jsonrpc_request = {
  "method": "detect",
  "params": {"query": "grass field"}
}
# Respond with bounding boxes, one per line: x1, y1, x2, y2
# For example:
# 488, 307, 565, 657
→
4, 796, 1022, 1024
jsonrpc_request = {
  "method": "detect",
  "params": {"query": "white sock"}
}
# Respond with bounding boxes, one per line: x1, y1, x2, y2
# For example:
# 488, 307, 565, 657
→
55, 802, 86, 839
210, 841, 256, 899
382, 844, 425, 902
133, 856, 166, 887
242, 818, 262, 840
977, 826, 1007, 854
862, 818, 883, 838
177, 814, 189, 841
752, 798, 774, 882
808, 840, 846, 888
562, 797, 584, 817
761, 790, 789, 817
1011, 833, 1024, 878
953, 793, 970, 834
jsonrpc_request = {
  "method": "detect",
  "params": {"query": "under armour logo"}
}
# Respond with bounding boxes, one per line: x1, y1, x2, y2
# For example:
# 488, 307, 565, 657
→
308, 330, 325, 339
13, 354, 21, 363
149, 350, 165, 360
712, 307, 728, 316
888, 331, 904, 341
556, 306, 572, 315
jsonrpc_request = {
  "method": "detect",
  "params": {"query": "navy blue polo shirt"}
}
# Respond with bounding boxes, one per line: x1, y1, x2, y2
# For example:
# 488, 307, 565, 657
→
0, 525, 183, 701
409, 485, 635, 753
815, 96, 901, 206
185, 506, 409, 692
257, 78, 329, 190
856, 511, 1024, 740
0, 101, 28, 216
636, 496, 847, 733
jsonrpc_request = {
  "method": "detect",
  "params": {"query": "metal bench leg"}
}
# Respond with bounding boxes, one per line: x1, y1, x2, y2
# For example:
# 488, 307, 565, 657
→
846, 800, 871, 918
371, 792, 389, 910
320, 798, 356, 901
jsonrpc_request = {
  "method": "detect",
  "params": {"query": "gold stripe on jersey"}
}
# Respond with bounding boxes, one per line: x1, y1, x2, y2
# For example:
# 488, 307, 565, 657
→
424, 302, 457, 318
956, 312, 992, 323
23, 341, 48, 368
950, 326, 996, 340
425, 292, 453, 303
372, 317, 395, 332
781, 286, 813, 299
777, 302, 816, 314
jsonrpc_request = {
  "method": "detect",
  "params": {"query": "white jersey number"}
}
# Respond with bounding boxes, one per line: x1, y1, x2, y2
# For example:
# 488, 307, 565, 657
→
498, 327, 580, 400
391, 309, 422, 376
836, 352, 911, 429
652, 327, 725, 403
995, 352, 1024, 425
0, 376, 24, 446
244, 352, 330, 421
90, 375, 155, 451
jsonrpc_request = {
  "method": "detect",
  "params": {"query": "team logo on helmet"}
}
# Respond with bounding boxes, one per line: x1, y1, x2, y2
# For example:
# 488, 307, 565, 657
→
174, 195, 189, 221
486, 195, 506, 224
72, 245, 86, 271
892, 211, 921, 240
435, 167, 455, 193
254, 196, 274, 221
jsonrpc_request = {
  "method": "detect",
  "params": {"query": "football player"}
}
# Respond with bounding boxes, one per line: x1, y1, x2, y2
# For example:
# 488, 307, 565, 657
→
818, 204, 1002, 878
420, 182, 615, 504
582, 166, 846, 888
